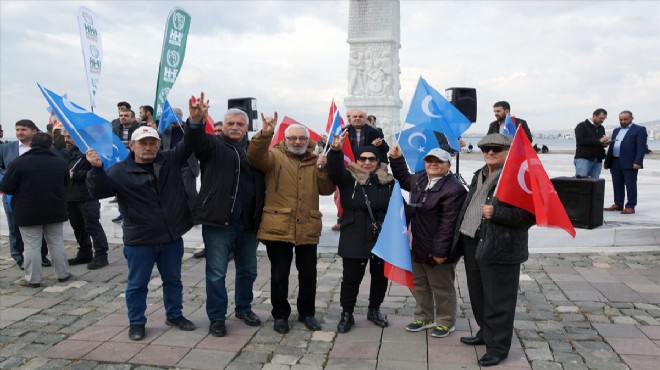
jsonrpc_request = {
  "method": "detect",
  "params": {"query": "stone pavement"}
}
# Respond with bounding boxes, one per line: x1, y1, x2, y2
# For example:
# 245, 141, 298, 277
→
1, 236, 660, 369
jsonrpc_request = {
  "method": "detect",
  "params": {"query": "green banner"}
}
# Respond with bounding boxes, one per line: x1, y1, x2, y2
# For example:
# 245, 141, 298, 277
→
154, 7, 191, 120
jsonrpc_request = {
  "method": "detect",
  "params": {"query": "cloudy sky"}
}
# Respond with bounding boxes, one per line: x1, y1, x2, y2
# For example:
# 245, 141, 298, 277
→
1, 0, 658, 140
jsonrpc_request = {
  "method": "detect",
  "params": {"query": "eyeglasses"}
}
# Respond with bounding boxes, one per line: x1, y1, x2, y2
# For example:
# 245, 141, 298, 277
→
358, 156, 378, 163
286, 136, 308, 142
480, 146, 505, 153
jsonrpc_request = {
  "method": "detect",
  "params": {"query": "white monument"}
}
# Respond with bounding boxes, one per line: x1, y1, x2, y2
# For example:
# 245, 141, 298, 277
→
344, 0, 402, 145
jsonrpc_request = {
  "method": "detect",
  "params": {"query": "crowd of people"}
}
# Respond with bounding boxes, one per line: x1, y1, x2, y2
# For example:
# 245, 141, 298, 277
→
0, 95, 649, 367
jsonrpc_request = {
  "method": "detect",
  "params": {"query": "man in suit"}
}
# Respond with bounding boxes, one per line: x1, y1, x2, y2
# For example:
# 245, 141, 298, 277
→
0, 120, 51, 269
487, 101, 533, 142
603, 111, 648, 214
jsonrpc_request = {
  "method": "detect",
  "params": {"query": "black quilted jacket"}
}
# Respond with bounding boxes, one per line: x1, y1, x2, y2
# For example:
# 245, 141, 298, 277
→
451, 166, 536, 264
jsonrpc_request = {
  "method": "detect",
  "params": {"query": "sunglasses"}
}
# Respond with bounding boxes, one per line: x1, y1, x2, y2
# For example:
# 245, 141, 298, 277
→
358, 156, 378, 163
480, 146, 505, 153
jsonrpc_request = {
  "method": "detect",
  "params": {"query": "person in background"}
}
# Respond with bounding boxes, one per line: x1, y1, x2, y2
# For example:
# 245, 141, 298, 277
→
451, 133, 535, 367
574, 108, 609, 178
487, 101, 532, 142
139, 105, 156, 129
390, 146, 467, 338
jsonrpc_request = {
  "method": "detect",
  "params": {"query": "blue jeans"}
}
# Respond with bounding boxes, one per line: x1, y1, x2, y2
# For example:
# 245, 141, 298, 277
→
574, 158, 602, 178
203, 224, 258, 321
123, 238, 184, 325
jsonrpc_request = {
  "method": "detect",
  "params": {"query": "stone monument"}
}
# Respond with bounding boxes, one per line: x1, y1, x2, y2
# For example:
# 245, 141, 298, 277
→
344, 0, 402, 145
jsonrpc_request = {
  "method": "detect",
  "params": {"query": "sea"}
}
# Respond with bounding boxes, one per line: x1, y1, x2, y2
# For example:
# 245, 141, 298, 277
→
461, 137, 660, 152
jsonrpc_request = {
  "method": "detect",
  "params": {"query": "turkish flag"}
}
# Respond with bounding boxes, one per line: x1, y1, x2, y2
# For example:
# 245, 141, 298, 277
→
495, 127, 576, 238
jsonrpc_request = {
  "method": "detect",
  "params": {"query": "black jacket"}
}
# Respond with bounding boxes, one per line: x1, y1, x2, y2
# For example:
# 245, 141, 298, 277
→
184, 122, 265, 229
347, 124, 390, 163
450, 166, 535, 264
86, 141, 193, 246
574, 119, 607, 161
0, 148, 69, 226
488, 118, 533, 142
328, 148, 393, 259
61, 145, 94, 202
390, 156, 467, 265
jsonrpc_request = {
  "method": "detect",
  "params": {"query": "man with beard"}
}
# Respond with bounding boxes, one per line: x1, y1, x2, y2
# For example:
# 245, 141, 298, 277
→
487, 101, 533, 142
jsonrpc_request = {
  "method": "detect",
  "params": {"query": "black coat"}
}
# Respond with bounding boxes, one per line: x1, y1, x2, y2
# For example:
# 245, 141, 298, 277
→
86, 141, 193, 246
184, 122, 265, 229
450, 166, 535, 264
390, 156, 467, 265
0, 148, 69, 226
327, 148, 393, 259
488, 118, 533, 142
346, 124, 390, 164
574, 119, 607, 161
61, 145, 94, 202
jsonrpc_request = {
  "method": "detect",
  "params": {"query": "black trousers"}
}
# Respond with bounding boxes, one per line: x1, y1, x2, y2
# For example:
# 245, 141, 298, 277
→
67, 200, 109, 258
265, 241, 317, 320
340, 256, 388, 313
462, 234, 520, 358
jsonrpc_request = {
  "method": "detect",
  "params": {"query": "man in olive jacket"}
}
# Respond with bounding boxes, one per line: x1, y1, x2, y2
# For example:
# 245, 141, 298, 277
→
248, 112, 335, 334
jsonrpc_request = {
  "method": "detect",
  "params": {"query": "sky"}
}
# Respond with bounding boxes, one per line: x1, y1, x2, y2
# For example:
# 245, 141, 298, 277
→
1, 0, 659, 140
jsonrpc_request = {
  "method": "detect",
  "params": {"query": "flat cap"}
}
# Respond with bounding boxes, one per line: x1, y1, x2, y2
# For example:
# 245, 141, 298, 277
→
477, 133, 512, 149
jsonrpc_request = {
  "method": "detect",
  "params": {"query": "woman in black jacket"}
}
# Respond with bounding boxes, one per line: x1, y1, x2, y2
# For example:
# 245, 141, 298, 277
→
326, 136, 393, 334
389, 146, 467, 338
450, 133, 535, 367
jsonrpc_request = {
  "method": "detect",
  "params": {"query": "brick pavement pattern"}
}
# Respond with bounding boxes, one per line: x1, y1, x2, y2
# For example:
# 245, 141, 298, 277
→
1, 238, 660, 369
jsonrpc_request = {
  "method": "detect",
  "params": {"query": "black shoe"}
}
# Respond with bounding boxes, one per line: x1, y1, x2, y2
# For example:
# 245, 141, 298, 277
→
235, 310, 261, 326
17, 260, 24, 270
336, 312, 354, 334
479, 354, 506, 367
87, 258, 109, 270
166, 316, 196, 331
460, 336, 485, 345
209, 320, 227, 337
68, 256, 92, 265
128, 324, 145, 340
273, 319, 290, 334
41, 256, 52, 267
298, 316, 321, 331
58, 274, 73, 283
366, 308, 388, 328
112, 215, 123, 223
193, 249, 206, 259
18, 279, 41, 288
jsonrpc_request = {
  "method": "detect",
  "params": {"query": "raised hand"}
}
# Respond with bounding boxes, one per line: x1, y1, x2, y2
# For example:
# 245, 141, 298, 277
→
330, 132, 347, 151
86, 148, 103, 168
189, 92, 209, 123
261, 112, 278, 135
389, 145, 402, 159
371, 137, 384, 147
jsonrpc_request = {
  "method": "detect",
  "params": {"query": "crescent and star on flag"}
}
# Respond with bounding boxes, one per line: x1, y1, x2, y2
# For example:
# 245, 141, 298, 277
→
405, 94, 441, 153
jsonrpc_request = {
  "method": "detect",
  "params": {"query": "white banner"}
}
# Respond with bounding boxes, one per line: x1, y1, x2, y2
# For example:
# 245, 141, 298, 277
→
77, 6, 103, 109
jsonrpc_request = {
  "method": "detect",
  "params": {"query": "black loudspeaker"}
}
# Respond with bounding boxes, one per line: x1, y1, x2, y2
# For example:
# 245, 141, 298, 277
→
551, 177, 605, 229
445, 87, 477, 123
228, 97, 258, 131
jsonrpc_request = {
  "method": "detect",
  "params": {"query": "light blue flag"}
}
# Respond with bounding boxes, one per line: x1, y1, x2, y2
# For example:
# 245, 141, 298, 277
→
372, 180, 412, 272
398, 123, 441, 173
37, 83, 129, 169
157, 99, 183, 134
501, 114, 517, 137
404, 76, 472, 152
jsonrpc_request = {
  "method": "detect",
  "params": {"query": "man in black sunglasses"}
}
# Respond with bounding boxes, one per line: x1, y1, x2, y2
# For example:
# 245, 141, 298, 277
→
487, 101, 533, 142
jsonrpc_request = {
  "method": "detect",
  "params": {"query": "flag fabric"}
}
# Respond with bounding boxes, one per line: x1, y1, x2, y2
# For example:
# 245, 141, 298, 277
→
269, 116, 322, 149
495, 126, 576, 237
325, 108, 344, 148
204, 115, 215, 135
371, 181, 414, 290
403, 76, 472, 152
501, 114, 517, 137
153, 8, 191, 120
37, 83, 128, 169
77, 7, 103, 109
157, 100, 182, 134
398, 123, 441, 173
325, 100, 345, 133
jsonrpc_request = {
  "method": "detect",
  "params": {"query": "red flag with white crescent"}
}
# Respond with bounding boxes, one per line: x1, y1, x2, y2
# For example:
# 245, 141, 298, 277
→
495, 126, 576, 238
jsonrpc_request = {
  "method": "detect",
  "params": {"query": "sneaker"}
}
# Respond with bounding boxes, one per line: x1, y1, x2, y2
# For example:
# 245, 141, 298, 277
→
87, 258, 109, 270
430, 325, 455, 338
405, 320, 436, 332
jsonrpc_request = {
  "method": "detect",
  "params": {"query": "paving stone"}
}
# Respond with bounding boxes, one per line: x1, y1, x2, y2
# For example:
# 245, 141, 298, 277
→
531, 360, 562, 370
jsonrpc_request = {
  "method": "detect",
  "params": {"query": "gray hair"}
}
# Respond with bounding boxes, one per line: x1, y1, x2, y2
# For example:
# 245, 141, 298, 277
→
225, 108, 249, 124
284, 124, 309, 138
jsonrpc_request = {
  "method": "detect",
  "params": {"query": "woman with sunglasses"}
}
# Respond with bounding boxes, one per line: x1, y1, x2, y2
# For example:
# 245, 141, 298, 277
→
326, 134, 394, 333
450, 133, 535, 367
389, 145, 467, 339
